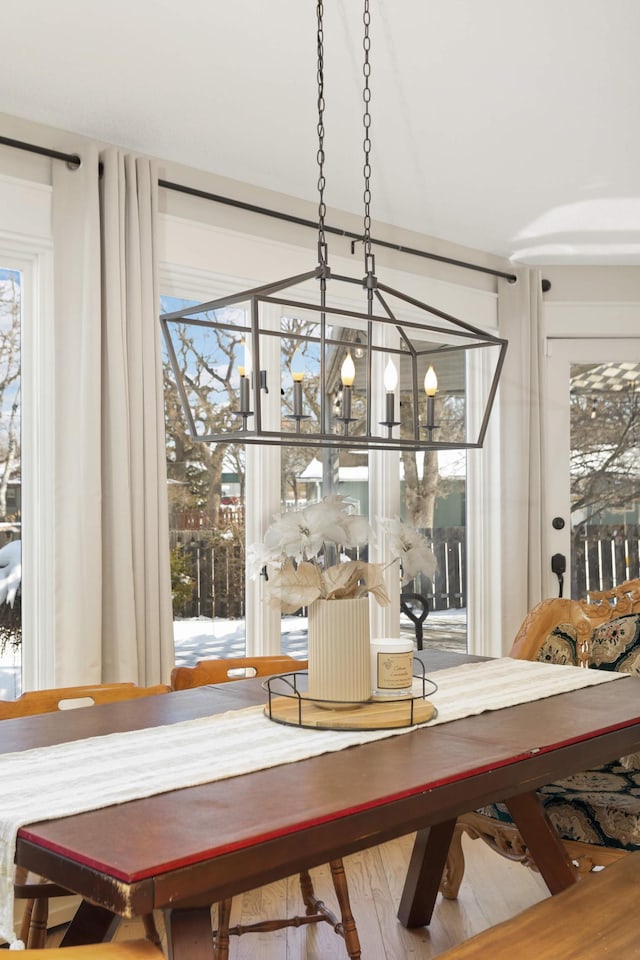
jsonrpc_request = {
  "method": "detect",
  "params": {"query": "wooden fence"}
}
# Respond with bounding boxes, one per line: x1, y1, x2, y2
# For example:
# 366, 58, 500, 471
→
573, 523, 640, 597
170, 506, 245, 619
170, 519, 640, 617
402, 527, 466, 612
170, 521, 467, 618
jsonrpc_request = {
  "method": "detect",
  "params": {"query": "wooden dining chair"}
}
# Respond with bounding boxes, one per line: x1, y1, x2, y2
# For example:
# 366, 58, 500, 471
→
5, 682, 170, 949
0, 681, 170, 718
170, 655, 362, 960
170, 654, 305, 689
14, 942, 163, 958
442, 579, 640, 901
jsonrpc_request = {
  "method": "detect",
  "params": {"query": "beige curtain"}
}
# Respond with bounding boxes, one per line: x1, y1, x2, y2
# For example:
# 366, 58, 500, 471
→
52, 146, 173, 685
497, 267, 545, 650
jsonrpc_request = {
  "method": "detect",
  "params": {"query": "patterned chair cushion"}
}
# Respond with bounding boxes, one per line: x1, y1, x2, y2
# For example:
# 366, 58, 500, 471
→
480, 759, 640, 851
536, 623, 579, 666
590, 613, 640, 673
484, 613, 640, 850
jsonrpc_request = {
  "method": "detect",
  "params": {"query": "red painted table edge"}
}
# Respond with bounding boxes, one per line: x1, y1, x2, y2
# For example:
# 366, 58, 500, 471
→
18, 710, 640, 884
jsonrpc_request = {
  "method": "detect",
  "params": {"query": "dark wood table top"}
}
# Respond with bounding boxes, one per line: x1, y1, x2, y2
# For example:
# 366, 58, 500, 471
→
12, 651, 640, 919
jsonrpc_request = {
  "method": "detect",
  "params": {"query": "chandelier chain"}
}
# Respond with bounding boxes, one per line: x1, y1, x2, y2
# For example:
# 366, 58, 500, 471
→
316, 0, 328, 266
362, 0, 373, 267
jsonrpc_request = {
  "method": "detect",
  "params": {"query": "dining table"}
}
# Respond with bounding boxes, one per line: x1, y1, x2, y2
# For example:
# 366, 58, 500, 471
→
7, 650, 640, 960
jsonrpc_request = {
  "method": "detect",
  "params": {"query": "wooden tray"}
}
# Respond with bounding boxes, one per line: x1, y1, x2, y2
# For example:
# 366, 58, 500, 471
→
264, 694, 435, 730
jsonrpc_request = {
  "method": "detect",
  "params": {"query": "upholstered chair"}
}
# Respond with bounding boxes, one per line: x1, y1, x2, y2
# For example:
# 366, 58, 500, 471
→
441, 579, 640, 899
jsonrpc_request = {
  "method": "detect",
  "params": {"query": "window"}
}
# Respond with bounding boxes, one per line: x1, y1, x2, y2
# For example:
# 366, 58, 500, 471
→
161, 294, 248, 666
159, 209, 497, 658
401, 449, 467, 651
0, 267, 22, 697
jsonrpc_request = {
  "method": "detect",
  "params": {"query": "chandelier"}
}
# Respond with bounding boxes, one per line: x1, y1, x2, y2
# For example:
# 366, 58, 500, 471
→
161, 1, 507, 453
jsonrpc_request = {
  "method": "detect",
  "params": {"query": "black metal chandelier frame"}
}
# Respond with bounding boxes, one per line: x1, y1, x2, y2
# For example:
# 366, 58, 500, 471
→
161, 0, 507, 454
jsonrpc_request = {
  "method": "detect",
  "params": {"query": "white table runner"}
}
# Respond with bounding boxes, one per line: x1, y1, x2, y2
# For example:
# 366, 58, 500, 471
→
0, 658, 625, 948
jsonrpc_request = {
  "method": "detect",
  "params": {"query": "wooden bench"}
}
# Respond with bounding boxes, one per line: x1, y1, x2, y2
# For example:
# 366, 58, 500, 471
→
436, 852, 640, 959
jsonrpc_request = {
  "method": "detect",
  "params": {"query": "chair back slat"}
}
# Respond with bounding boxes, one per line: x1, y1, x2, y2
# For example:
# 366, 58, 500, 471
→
0, 682, 170, 719
171, 655, 306, 690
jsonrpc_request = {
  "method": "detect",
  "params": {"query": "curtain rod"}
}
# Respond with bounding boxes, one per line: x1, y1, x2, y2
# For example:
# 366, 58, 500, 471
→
0, 134, 518, 283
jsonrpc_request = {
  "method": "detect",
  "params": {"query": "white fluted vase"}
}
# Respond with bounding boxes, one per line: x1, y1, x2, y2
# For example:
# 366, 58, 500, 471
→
307, 597, 371, 704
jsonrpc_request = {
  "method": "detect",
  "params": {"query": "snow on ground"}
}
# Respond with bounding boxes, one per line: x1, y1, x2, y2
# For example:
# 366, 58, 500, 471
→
0, 609, 466, 698
172, 609, 466, 666
172, 615, 311, 666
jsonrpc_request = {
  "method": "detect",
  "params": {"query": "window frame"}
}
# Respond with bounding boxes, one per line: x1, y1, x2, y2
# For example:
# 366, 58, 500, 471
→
0, 232, 55, 690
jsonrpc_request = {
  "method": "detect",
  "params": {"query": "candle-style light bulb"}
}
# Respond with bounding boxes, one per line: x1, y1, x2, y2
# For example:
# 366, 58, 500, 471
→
384, 359, 398, 394
383, 358, 398, 426
291, 349, 304, 417
340, 351, 355, 421
341, 351, 355, 387
424, 365, 437, 397
424, 365, 437, 429
243, 338, 253, 378
291, 348, 304, 383
238, 338, 252, 414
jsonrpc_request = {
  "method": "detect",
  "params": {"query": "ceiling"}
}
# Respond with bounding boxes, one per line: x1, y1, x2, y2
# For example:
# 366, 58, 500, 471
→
2, 0, 639, 265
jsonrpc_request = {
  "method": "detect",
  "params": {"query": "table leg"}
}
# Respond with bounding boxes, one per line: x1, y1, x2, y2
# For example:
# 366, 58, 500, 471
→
58, 900, 119, 946
505, 791, 578, 894
397, 819, 457, 928
164, 905, 215, 960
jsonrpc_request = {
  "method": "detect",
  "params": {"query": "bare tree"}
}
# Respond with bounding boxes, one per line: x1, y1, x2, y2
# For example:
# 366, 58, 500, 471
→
163, 318, 244, 525
0, 273, 21, 521
402, 450, 439, 529
570, 386, 640, 526
401, 394, 465, 531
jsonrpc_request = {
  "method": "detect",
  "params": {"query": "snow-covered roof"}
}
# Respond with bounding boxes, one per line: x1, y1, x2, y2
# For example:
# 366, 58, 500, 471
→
0, 539, 20, 607
299, 450, 466, 482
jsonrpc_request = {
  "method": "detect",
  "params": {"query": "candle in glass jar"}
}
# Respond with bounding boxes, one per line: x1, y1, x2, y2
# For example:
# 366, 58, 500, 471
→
370, 638, 414, 697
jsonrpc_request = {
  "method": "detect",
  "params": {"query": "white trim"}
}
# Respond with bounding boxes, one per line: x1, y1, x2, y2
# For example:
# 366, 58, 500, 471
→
0, 172, 52, 197
545, 301, 640, 339
159, 213, 499, 330
0, 176, 52, 242
159, 262, 261, 303
245, 304, 282, 655
467, 418, 502, 656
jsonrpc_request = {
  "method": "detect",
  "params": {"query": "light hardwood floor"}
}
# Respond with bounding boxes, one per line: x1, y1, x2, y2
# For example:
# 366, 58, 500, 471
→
48, 833, 549, 958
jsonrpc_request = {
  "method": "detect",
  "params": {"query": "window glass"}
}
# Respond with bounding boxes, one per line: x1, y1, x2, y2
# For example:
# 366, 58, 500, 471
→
0, 268, 22, 697
570, 360, 640, 595
278, 448, 369, 659
161, 295, 247, 667
162, 292, 468, 661
401, 450, 467, 653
